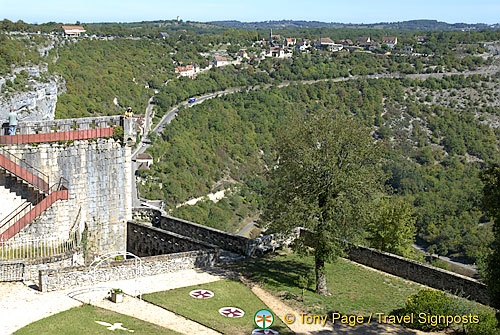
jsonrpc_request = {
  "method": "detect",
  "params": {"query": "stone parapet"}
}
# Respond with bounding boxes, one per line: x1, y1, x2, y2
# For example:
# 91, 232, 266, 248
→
38, 249, 218, 292
127, 221, 219, 257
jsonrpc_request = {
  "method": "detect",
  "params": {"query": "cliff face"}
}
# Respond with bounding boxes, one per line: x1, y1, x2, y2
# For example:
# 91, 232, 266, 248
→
0, 65, 64, 125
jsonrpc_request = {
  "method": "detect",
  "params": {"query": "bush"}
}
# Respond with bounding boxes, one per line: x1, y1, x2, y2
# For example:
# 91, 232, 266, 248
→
466, 311, 499, 335
402, 289, 453, 331
112, 126, 124, 142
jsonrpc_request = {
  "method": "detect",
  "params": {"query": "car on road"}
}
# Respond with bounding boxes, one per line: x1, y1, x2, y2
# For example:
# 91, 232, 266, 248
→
188, 98, 196, 103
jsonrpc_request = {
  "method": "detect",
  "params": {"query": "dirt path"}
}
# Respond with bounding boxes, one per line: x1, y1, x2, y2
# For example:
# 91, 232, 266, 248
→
242, 278, 444, 335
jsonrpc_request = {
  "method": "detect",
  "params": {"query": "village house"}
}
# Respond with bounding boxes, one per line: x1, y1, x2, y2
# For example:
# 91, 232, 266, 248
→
267, 46, 285, 58
61, 25, 86, 37
285, 38, 296, 47
416, 35, 427, 43
136, 153, 154, 167
213, 56, 229, 67
296, 39, 311, 52
237, 49, 249, 59
404, 46, 414, 53
339, 39, 353, 46
381, 37, 398, 49
174, 64, 200, 77
157, 32, 169, 39
366, 41, 381, 51
314, 37, 343, 52
269, 29, 282, 43
355, 36, 371, 45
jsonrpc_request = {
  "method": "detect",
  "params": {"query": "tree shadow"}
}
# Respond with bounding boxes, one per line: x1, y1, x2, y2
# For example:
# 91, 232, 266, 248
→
220, 254, 312, 288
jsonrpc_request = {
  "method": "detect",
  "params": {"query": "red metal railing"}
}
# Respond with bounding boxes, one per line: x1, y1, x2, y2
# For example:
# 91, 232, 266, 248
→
0, 177, 68, 242
0, 148, 49, 193
0, 128, 114, 145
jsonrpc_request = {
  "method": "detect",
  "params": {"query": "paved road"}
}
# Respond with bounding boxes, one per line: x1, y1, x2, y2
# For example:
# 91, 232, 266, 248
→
130, 60, 500, 207
237, 220, 257, 237
412, 243, 478, 273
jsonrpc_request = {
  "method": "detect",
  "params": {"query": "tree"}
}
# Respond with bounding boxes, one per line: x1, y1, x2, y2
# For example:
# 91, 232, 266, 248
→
366, 198, 417, 257
263, 110, 386, 296
480, 166, 500, 311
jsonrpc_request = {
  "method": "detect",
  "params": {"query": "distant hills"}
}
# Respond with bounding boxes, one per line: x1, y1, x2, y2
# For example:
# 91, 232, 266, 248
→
208, 19, 500, 31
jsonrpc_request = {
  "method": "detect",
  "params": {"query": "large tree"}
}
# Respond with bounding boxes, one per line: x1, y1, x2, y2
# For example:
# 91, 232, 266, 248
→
263, 110, 386, 296
480, 166, 500, 310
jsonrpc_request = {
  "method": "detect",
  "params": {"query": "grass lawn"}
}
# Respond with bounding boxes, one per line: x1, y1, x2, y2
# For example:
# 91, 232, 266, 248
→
143, 279, 292, 335
226, 251, 427, 316
15, 304, 180, 335
225, 251, 492, 318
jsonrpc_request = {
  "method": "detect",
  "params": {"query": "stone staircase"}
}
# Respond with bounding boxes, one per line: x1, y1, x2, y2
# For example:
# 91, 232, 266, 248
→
0, 149, 68, 241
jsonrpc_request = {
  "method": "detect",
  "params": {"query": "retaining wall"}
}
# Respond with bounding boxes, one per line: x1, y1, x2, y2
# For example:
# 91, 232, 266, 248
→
127, 221, 219, 257
38, 249, 218, 292
0, 252, 80, 283
133, 208, 491, 306
347, 244, 490, 305
132, 208, 251, 255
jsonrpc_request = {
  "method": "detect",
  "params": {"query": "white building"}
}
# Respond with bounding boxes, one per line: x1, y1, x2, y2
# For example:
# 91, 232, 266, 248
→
174, 64, 200, 77
381, 37, 398, 49
213, 56, 229, 67
61, 25, 86, 37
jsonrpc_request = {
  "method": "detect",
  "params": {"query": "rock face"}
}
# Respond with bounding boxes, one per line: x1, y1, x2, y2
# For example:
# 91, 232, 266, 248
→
0, 65, 64, 124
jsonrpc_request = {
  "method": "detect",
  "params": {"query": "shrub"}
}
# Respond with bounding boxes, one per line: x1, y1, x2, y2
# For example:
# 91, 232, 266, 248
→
402, 289, 453, 331
112, 125, 124, 142
466, 311, 499, 335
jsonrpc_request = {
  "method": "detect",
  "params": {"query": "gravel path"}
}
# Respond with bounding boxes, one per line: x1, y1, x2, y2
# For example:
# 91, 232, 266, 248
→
0, 282, 81, 335
0, 268, 226, 334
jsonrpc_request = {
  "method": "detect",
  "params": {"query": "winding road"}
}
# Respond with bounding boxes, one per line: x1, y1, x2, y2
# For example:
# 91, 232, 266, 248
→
131, 57, 500, 248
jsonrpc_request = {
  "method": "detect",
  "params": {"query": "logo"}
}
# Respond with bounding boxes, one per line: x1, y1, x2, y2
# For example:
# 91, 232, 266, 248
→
254, 309, 274, 329
252, 329, 279, 335
219, 307, 245, 318
189, 289, 214, 299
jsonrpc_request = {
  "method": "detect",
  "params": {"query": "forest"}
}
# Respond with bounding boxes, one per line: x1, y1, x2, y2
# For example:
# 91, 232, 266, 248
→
2, 20, 500, 267
139, 75, 500, 264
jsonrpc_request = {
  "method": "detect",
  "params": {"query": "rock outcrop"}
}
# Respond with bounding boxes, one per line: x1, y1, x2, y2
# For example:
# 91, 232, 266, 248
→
0, 65, 64, 125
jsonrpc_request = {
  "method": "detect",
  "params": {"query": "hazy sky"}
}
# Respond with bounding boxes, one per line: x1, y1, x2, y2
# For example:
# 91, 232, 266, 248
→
1, 0, 499, 24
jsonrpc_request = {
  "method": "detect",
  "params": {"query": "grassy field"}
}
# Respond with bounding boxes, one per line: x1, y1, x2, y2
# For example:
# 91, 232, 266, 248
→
225, 251, 492, 318
15, 304, 180, 335
226, 251, 427, 316
143, 279, 292, 334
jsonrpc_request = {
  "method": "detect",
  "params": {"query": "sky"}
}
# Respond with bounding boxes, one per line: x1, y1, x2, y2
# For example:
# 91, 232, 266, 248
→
1, 0, 499, 25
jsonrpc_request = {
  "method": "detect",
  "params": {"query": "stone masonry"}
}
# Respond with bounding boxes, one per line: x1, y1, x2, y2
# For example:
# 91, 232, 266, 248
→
4, 138, 132, 257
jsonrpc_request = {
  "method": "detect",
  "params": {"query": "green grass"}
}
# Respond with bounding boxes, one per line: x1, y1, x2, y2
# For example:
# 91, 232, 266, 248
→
226, 251, 426, 316
143, 279, 292, 335
15, 304, 180, 335
226, 251, 492, 319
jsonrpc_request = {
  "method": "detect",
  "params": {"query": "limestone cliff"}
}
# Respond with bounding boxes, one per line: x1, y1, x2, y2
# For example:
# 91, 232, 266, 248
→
0, 65, 64, 125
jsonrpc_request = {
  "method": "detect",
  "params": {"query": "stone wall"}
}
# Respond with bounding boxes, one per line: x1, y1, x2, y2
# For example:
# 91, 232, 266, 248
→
132, 209, 491, 305
347, 245, 490, 305
38, 249, 219, 292
127, 221, 220, 257
0, 252, 79, 283
6, 139, 132, 257
132, 208, 251, 255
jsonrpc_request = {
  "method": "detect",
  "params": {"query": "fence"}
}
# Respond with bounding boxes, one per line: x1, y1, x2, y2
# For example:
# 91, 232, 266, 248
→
0, 232, 78, 260
0, 177, 69, 241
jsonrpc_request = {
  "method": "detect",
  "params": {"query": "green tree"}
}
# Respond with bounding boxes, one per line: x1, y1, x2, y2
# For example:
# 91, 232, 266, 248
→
480, 166, 500, 311
366, 199, 417, 257
263, 111, 386, 296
